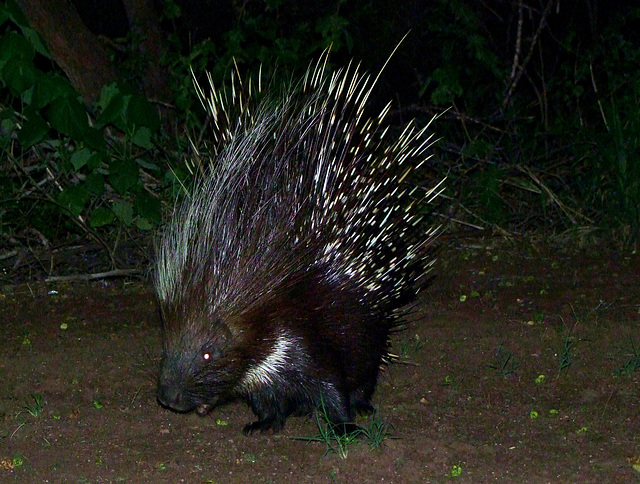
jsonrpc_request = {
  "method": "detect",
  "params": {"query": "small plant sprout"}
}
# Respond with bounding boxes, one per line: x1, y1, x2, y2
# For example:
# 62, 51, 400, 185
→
293, 399, 362, 458
558, 335, 576, 372
487, 344, 519, 377
294, 399, 396, 457
397, 334, 424, 360
359, 413, 397, 450
557, 316, 580, 373
24, 394, 43, 417
441, 375, 462, 388
614, 336, 640, 376
446, 464, 463, 477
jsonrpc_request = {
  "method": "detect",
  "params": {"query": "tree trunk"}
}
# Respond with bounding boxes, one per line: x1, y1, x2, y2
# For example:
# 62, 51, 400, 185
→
121, 0, 174, 125
17, 0, 118, 106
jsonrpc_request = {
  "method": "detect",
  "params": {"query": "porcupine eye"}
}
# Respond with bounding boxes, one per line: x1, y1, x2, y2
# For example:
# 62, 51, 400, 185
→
200, 320, 231, 363
201, 343, 224, 363
201, 348, 219, 362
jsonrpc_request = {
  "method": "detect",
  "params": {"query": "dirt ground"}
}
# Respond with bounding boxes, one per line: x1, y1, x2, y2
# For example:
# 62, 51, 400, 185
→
1, 240, 639, 483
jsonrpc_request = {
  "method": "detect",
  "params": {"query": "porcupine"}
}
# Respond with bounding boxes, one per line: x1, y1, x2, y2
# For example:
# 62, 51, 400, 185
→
155, 54, 443, 435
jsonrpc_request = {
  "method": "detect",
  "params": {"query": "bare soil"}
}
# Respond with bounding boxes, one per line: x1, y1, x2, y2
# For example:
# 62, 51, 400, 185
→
1, 241, 639, 483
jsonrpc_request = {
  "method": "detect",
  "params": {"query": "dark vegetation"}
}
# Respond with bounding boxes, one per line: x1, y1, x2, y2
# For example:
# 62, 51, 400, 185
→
1, 0, 639, 283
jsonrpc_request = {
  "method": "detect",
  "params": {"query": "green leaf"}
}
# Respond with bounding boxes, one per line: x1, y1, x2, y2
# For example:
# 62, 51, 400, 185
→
4, 0, 30, 30
0, 105, 12, 121
2, 57, 37, 93
89, 207, 114, 227
163, 0, 182, 19
462, 139, 493, 159
0, 6, 9, 25
0, 31, 34, 65
70, 148, 94, 170
47, 95, 88, 140
136, 158, 160, 171
136, 217, 153, 230
134, 190, 161, 224
20, 27, 50, 58
131, 126, 153, 149
429, 66, 463, 105
96, 85, 126, 129
163, 166, 188, 196
125, 94, 160, 132
17, 108, 49, 148
32, 73, 75, 110
96, 81, 137, 111
112, 200, 133, 226
83, 127, 107, 153
88, 148, 104, 170
108, 158, 139, 194
85, 173, 105, 197
2, 2, 49, 57
58, 184, 89, 217
95, 82, 121, 111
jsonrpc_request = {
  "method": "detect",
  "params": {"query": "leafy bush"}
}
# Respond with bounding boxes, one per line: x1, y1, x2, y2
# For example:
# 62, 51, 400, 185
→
1, 1, 163, 245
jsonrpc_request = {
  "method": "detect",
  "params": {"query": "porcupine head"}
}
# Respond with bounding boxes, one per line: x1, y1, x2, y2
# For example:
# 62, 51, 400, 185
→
155, 53, 442, 435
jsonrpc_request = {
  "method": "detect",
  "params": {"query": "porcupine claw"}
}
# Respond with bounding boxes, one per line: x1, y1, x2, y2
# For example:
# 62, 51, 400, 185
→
196, 404, 213, 416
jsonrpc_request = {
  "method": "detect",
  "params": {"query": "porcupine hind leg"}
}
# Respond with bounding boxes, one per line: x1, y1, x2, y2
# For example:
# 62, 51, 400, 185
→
349, 375, 378, 415
350, 390, 376, 415
346, 332, 386, 417
316, 382, 364, 436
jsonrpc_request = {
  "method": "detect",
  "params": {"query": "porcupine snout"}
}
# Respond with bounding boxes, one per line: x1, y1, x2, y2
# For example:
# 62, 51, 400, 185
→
156, 356, 196, 413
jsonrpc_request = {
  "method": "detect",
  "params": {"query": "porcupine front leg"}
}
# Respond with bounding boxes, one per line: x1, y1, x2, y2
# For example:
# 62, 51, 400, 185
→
242, 390, 296, 434
242, 379, 361, 435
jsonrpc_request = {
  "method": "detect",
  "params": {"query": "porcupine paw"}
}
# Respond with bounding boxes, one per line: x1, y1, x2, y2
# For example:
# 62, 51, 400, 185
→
242, 416, 285, 435
352, 401, 376, 415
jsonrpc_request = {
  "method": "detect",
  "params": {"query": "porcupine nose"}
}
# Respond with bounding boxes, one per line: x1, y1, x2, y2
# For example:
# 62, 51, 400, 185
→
157, 380, 192, 412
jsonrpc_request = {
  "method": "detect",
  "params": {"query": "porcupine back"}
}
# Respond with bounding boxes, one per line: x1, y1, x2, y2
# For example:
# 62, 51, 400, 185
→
155, 55, 443, 435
